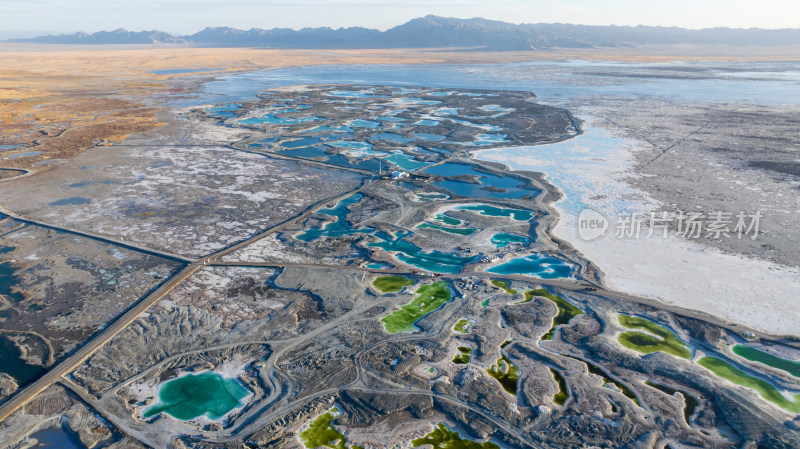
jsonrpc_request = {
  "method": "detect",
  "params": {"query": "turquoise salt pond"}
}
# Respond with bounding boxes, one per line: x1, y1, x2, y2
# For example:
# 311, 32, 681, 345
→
295, 194, 373, 242
348, 119, 380, 128
433, 214, 462, 226
368, 231, 477, 273
239, 113, 321, 125
280, 136, 328, 149
488, 254, 573, 279
1, 245, 46, 385
325, 90, 380, 98
143, 372, 249, 421
277, 146, 330, 159
491, 233, 528, 248
381, 152, 430, 171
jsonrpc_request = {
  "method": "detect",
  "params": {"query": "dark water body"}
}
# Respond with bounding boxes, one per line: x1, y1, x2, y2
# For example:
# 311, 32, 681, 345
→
29, 427, 86, 449
0, 335, 46, 386
0, 168, 27, 180
491, 233, 528, 248
0, 246, 26, 303
348, 119, 380, 129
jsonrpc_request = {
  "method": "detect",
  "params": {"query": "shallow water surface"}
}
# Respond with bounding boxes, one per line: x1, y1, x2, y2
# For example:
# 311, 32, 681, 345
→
491, 233, 529, 248
143, 372, 249, 421
425, 162, 538, 199
488, 253, 573, 279
0, 335, 46, 386
29, 427, 86, 449
368, 231, 477, 273
295, 194, 373, 242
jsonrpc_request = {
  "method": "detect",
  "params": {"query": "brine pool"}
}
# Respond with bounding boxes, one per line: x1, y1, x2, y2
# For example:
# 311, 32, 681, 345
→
488, 253, 574, 279
143, 372, 249, 421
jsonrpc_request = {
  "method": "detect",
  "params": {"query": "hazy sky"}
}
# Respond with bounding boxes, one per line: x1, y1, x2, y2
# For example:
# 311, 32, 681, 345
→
1, 0, 799, 35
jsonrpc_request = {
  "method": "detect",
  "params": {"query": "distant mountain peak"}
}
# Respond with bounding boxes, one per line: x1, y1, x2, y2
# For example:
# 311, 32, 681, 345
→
9, 16, 800, 49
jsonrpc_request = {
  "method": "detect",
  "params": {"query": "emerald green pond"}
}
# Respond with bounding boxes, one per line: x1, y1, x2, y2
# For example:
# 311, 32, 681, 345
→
454, 319, 471, 333
617, 314, 692, 359
551, 368, 568, 406
143, 372, 249, 421
453, 346, 472, 364
381, 282, 453, 333
732, 345, 800, 378
299, 408, 358, 449
698, 357, 800, 413
412, 424, 499, 449
487, 354, 519, 395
